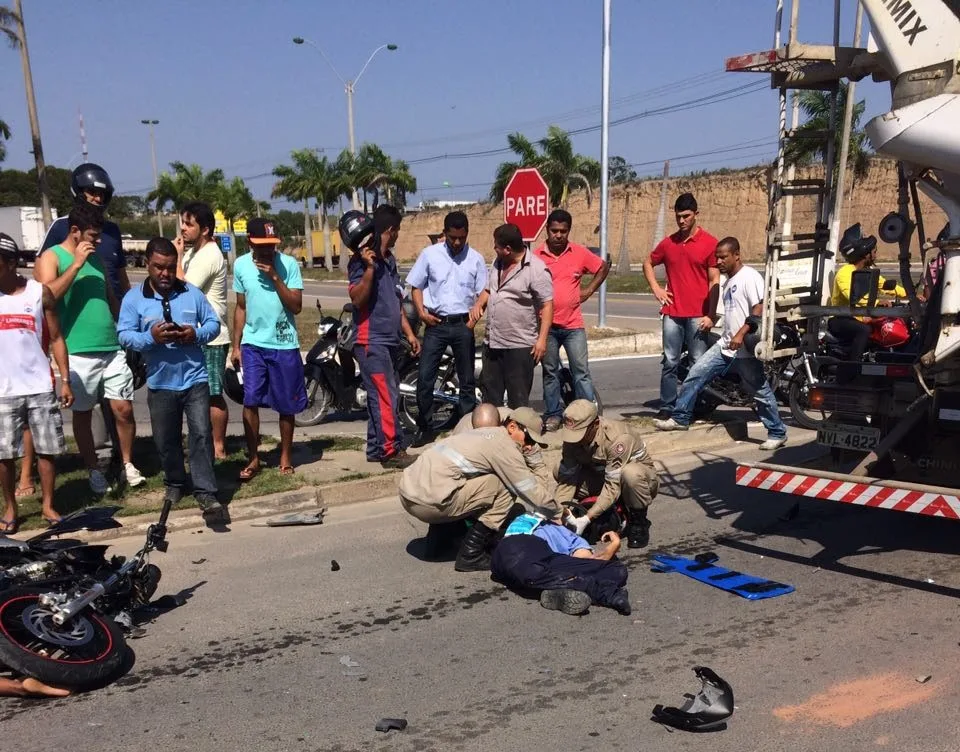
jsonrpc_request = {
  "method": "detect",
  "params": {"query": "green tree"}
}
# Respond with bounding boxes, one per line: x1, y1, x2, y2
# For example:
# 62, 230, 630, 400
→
784, 83, 871, 191
148, 162, 226, 217
272, 148, 344, 270
609, 155, 637, 185
490, 125, 601, 208
0, 118, 9, 163
0, 165, 73, 213
216, 177, 259, 234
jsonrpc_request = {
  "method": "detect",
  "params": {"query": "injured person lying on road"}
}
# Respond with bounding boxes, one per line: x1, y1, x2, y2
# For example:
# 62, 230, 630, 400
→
491, 512, 632, 616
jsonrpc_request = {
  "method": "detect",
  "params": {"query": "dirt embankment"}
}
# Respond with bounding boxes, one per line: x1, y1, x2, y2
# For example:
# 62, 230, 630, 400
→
393, 158, 946, 264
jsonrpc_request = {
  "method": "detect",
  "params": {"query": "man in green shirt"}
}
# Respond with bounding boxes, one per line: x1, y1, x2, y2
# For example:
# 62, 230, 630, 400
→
34, 203, 144, 495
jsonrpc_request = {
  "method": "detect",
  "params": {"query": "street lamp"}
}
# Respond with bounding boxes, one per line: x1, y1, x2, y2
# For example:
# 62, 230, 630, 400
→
140, 119, 163, 236
292, 37, 398, 209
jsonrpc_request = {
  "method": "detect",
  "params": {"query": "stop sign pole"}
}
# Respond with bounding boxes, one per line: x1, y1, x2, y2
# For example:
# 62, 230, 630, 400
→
597, 0, 611, 328
503, 168, 549, 242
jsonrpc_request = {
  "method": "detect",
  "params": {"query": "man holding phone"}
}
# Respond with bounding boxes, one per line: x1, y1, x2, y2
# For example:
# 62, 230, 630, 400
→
231, 219, 307, 481
118, 238, 223, 518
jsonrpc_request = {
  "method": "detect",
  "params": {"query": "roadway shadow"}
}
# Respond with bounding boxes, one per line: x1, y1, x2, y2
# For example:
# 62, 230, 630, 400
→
662, 449, 960, 599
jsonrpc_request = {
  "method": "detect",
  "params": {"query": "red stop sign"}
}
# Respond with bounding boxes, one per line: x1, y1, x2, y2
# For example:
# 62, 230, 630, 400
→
503, 168, 550, 242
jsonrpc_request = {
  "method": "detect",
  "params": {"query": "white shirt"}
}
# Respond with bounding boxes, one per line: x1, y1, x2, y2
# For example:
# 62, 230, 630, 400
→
182, 239, 230, 346
720, 265, 764, 358
0, 279, 53, 397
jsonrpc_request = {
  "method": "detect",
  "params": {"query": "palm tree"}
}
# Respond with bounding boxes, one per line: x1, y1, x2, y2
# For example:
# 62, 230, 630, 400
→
272, 149, 344, 270
784, 83, 871, 192
0, 5, 19, 48
216, 177, 258, 234
0, 118, 10, 164
149, 162, 226, 225
490, 125, 601, 208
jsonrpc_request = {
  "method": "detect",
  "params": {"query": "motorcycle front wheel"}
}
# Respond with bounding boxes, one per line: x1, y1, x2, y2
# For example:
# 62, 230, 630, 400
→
295, 377, 334, 427
559, 368, 604, 415
0, 587, 129, 691
397, 366, 459, 434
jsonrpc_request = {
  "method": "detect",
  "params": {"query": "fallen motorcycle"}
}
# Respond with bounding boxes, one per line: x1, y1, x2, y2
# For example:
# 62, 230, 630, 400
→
0, 500, 173, 690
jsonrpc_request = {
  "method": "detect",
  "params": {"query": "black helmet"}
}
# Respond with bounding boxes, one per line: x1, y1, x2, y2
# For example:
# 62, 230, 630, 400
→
839, 223, 876, 262
223, 365, 245, 405
338, 210, 377, 254
71, 163, 114, 207
125, 349, 147, 391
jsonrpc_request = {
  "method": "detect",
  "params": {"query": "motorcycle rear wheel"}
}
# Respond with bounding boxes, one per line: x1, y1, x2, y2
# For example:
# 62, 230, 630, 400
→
788, 376, 829, 430
0, 587, 128, 691
295, 377, 334, 427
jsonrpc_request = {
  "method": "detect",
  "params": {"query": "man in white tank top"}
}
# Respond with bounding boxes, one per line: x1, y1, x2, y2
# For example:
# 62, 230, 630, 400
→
0, 233, 74, 533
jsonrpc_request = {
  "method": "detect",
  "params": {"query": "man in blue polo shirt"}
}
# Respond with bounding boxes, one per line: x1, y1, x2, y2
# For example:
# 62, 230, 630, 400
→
348, 205, 421, 468
407, 210, 487, 447
117, 237, 223, 518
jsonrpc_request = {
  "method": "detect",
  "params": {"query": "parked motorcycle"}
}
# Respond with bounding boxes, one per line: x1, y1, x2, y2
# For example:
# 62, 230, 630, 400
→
678, 324, 801, 420
293, 301, 460, 432
0, 501, 173, 690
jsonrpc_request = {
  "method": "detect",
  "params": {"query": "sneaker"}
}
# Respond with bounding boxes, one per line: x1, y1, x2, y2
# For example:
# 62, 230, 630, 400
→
381, 451, 417, 470
539, 588, 592, 616
196, 495, 225, 519
89, 469, 110, 495
543, 416, 562, 433
653, 417, 688, 432
609, 588, 632, 616
124, 462, 146, 488
656, 409, 673, 420
759, 437, 787, 451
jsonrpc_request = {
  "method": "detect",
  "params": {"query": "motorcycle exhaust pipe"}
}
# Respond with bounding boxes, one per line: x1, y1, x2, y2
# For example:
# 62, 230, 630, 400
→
701, 384, 730, 404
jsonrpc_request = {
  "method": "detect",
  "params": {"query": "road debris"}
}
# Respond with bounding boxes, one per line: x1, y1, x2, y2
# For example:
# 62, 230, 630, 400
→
651, 666, 734, 732
916, 675, 932, 684
375, 718, 408, 733
331, 560, 341, 572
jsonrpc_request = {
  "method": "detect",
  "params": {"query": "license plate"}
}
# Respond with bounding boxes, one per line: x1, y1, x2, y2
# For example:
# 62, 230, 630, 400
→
817, 425, 880, 451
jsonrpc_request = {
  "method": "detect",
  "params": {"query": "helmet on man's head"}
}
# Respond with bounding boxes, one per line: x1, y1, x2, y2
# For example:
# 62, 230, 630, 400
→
338, 210, 378, 254
839, 223, 876, 263
71, 163, 114, 207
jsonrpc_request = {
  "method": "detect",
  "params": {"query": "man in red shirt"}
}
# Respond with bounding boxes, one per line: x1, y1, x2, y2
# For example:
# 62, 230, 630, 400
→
533, 210, 609, 432
643, 193, 719, 417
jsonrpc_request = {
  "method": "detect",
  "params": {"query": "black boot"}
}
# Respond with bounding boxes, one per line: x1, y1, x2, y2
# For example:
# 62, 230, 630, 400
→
454, 522, 496, 572
626, 509, 651, 549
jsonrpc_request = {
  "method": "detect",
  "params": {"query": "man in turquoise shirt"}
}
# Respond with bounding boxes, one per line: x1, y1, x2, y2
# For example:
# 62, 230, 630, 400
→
230, 219, 307, 481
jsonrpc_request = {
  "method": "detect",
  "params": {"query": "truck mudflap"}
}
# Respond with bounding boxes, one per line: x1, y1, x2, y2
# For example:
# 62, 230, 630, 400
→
735, 463, 960, 520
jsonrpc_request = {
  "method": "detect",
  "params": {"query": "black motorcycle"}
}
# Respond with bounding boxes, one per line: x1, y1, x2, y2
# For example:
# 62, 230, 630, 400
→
679, 324, 801, 420
0, 501, 172, 690
294, 301, 460, 433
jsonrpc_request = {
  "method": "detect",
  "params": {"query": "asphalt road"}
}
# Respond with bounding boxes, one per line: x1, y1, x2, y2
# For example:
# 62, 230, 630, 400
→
124, 354, 666, 440
4, 434, 958, 751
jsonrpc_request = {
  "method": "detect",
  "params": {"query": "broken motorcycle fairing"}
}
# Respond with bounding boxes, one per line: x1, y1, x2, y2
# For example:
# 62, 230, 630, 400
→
651, 666, 734, 732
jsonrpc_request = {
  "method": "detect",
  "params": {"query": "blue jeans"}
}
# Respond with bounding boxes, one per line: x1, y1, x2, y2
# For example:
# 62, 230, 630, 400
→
660, 316, 709, 411
147, 383, 218, 501
542, 327, 596, 419
673, 342, 787, 440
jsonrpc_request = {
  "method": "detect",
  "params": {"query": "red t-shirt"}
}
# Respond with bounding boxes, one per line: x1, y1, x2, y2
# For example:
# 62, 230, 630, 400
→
533, 242, 604, 329
649, 227, 718, 317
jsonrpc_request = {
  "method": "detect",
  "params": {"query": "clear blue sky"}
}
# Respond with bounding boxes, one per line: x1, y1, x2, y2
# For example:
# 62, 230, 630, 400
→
0, 0, 887, 206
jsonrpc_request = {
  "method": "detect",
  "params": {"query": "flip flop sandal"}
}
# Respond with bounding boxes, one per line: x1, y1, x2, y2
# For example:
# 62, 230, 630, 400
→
239, 465, 261, 482
41, 515, 62, 527
15, 486, 35, 499
0, 518, 19, 535
279, 466, 295, 476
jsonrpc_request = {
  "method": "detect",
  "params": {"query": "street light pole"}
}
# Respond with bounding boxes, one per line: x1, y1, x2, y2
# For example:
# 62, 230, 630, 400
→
140, 119, 163, 236
292, 38, 397, 210
597, 0, 612, 328
13, 0, 52, 227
